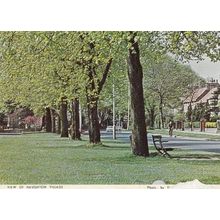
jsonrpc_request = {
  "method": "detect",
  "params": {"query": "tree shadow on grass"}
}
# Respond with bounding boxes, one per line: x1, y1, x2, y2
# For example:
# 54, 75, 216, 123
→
36, 143, 130, 151
100, 144, 130, 150
171, 155, 220, 161
171, 154, 220, 160
101, 139, 130, 144
36, 144, 87, 150
151, 149, 220, 160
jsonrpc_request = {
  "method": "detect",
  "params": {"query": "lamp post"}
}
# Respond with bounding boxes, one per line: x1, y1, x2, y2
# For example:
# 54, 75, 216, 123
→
7, 114, 10, 129
127, 78, 130, 130
79, 104, 82, 132
112, 78, 116, 139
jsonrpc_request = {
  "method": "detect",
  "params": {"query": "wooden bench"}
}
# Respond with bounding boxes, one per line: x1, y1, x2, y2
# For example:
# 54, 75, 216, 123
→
152, 135, 173, 158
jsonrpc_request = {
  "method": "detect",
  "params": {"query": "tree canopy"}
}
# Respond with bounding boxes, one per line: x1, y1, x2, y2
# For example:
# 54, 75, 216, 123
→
0, 31, 220, 156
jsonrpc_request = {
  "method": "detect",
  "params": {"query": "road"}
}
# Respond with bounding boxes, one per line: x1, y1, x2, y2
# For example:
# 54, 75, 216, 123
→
99, 131, 220, 153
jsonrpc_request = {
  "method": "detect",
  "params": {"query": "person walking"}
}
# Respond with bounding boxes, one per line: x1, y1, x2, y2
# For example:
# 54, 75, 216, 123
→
168, 120, 174, 137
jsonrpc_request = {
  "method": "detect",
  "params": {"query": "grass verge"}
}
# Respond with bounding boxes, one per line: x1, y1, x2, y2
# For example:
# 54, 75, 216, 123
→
149, 129, 220, 140
0, 133, 220, 185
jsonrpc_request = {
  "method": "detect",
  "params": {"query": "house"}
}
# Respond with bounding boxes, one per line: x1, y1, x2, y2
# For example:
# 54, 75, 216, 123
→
183, 79, 220, 116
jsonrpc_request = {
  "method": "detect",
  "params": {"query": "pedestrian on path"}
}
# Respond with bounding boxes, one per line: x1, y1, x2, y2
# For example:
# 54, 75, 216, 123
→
168, 120, 174, 137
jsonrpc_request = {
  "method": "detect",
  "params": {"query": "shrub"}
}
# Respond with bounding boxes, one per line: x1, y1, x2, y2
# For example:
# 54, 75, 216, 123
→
23, 116, 42, 129
205, 122, 217, 128
185, 121, 201, 128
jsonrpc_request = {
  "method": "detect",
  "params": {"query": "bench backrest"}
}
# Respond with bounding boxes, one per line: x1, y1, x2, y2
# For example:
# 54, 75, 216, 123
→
152, 135, 162, 142
152, 135, 171, 157
152, 135, 163, 149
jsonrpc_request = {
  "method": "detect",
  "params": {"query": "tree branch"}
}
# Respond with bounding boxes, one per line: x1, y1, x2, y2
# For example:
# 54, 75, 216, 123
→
98, 58, 113, 94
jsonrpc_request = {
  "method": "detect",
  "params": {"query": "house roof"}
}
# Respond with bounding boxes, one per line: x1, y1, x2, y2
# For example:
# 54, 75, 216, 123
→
184, 87, 209, 103
199, 87, 219, 103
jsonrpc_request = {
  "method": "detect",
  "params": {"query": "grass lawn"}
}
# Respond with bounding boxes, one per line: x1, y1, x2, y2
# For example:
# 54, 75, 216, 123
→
1, 133, 220, 185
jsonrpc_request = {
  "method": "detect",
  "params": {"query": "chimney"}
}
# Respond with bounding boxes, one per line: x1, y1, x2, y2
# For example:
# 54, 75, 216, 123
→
206, 79, 219, 90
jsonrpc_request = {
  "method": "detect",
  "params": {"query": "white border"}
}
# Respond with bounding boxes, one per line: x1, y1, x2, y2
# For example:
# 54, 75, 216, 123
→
0, 0, 219, 30
1, 0, 220, 219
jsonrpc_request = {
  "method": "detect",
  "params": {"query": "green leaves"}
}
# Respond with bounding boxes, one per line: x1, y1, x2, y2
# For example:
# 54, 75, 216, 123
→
0, 31, 219, 118
143, 53, 203, 122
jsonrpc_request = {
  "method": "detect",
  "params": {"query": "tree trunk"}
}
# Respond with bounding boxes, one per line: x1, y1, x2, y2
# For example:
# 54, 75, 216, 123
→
149, 109, 156, 129
159, 105, 164, 129
157, 118, 161, 129
60, 98, 69, 137
127, 32, 149, 157
146, 103, 157, 129
87, 96, 101, 144
86, 61, 101, 144
41, 115, 45, 131
70, 98, 81, 140
159, 96, 165, 129
45, 107, 52, 132
189, 103, 193, 131
50, 109, 56, 133
81, 39, 112, 144
56, 114, 61, 134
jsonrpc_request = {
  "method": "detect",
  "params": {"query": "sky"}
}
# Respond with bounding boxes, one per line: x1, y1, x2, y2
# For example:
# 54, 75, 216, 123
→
189, 59, 220, 80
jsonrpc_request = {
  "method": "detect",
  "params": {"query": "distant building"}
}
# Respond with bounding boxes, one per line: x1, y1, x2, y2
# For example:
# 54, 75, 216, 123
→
183, 79, 220, 116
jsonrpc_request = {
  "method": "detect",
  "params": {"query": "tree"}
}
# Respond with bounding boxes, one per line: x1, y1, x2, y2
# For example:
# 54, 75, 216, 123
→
183, 76, 206, 131
70, 98, 81, 140
0, 32, 82, 138
74, 32, 117, 144
143, 54, 203, 129
124, 31, 220, 156
127, 32, 149, 156
145, 91, 158, 129
98, 55, 128, 130
0, 31, 220, 158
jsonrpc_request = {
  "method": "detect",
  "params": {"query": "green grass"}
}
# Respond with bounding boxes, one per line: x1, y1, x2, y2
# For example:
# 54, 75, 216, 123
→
1, 133, 220, 185
149, 128, 220, 140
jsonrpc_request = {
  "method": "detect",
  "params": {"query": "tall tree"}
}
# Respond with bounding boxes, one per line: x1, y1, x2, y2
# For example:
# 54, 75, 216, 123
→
75, 32, 115, 144
124, 31, 220, 156
70, 98, 81, 140
45, 107, 52, 132
60, 97, 69, 137
143, 54, 203, 129
0, 31, 220, 158
127, 32, 149, 156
